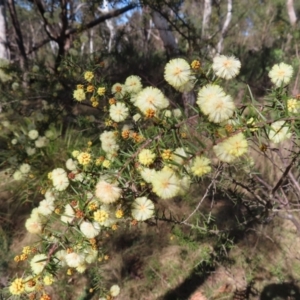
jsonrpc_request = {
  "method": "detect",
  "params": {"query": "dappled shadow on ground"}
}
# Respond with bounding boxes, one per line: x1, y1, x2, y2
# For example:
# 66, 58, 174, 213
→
260, 282, 300, 300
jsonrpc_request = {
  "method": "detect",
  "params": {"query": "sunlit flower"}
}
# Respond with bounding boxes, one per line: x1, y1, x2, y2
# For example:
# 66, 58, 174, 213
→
13, 170, 24, 180
76, 263, 87, 273
111, 82, 125, 99
138, 149, 156, 166
52, 168, 69, 191
164, 58, 192, 88
100, 130, 119, 153
24, 275, 37, 292
35, 136, 49, 148
139, 167, 156, 183
197, 84, 235, 123
77, 152, 91, 165
95, 179, 122, 204
54, 249, 67, 267
109, 102, 129, 122
9, 278, 25, 295
38, 198, 55, 216
110, 284, 121, 297
152, 168, 180, 199
269, 62, 293, 87
287, 98, 300, 113
124, 75, 143, 94
43, 274, 55, 285
73, 88, 86, 102
212, 55, 241, 80
25, 217, 43, 234
135, 87, 169, 114
191, 156, 212, 176
65, 252, 85, 268
80, 221, 101, 238
66, 158, 78, 171
85, 248, 98, 264
28, 129, 39, 140
26, 147, 36, 156
30, 253, 47, 274
269, 120, 292, 143
19, 163, 31, 174
97, 87, 106, 96
84, 71, 94, 82
213, 133, 248, 162
94, 205, 116, 227
61, 204, 75, 223
131, 197, 155, 221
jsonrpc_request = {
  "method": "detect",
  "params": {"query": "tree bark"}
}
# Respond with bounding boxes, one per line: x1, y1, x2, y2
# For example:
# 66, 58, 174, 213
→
216, 0, 232, 54
0, 0, 9, 60
202, 0, 212, 39
7, 0, 27, 69
151, 10, 179, 57
286, 0, 297, 27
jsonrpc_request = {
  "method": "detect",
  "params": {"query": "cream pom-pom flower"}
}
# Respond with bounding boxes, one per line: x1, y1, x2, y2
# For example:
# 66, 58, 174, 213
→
52, 168, 69, 191
109, 102, 129, 122
269, 120, 292, 143
213, 133, 248, 163
212, 55, 241, 80
54, 249, 67, 267
35, 136, 49, 148
138, 149, 156, 166
111, 82, 125, 99
9, 278, 25, 295
20, 163, 31, 174
124, 75, 143, 94
61, 204, 75, 224
73, 88, 86, 102
28, 129, 39, 140
131, 197, 155, 221
197, 84, 236, 123
95, 178, 122, 204
80, 220, 101, 238
25, 217, 43, 234
268, 62, 293, 87
66, 158, 78, 171
30, 254, 47, 274
191, 156, 212, 176
38, 198, 55, 216
134, 87, 169, 114
110, 284, 121, 297
152, 168, 180, 199
139, 167, 156, 183
164, 58, 192, 88
65, 252, 85, 268
287, 98, 300, 113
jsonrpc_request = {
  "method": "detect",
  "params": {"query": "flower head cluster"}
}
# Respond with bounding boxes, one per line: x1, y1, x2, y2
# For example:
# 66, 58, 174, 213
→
268, 62, 293, 87
52, 168, 69, 191
73, 87, 86, 102
212, 55, 241, 80
109, 102, 129, 122
191, 156, 211, 176
138, 149, 156, 166
197, 84, 235, 123
124, 75, 143, 95
100, 130, 119, 154
164, 58, 195, 92
134, 87, 169, 115
269, 120, 291, 143
152, 168, 180, 199
213, 133, 248, 163
131, 197, 155, 221
95, 178, 122, 204
9, 278, 25, 295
